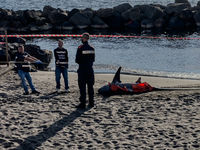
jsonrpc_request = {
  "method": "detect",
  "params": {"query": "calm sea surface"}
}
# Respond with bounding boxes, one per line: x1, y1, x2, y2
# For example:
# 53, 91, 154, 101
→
1, 0, 200, 79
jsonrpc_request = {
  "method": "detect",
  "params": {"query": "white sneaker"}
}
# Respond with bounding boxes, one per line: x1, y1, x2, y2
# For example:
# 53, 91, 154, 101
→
65, 89, 70, 93
56, 89, 60, 93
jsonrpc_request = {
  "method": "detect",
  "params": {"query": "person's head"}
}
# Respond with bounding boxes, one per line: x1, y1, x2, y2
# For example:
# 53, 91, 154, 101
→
58, 39, 63, 49
18, 45, 24, 53
81, 32, 90, 43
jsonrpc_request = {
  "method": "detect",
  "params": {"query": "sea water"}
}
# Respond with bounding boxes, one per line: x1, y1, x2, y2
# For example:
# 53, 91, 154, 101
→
1, 0, 200, 79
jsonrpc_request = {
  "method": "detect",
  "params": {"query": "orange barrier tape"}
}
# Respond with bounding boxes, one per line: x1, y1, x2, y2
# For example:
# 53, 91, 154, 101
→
0, 34, 199, 40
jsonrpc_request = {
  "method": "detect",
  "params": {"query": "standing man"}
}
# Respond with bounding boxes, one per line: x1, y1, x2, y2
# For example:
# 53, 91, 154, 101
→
75, 33, 95, 108
54, 39, 70, 93
15, 45, 41, 95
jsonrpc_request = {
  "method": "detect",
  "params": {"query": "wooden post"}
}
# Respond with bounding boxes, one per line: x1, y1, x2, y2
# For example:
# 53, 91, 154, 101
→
5, 30, 9, 66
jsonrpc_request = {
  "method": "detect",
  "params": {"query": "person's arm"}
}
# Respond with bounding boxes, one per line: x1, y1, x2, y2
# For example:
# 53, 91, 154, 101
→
65, 50, 68, 63
75, 48, 81, 64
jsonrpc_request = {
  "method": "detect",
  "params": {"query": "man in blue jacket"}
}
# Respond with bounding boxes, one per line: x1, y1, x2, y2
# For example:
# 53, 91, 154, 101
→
15, 45, 41, 95
75, 33, 95, 108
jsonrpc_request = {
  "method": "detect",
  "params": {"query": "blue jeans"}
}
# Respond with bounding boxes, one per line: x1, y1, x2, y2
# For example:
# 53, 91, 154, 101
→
55, 66, 69, 90
18, 70, 36, 92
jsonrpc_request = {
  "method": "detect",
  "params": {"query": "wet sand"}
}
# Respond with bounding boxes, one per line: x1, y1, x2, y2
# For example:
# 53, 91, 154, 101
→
1, 68, 200, 150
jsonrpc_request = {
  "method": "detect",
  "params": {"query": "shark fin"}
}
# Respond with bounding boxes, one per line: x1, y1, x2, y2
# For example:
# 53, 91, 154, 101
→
112, 67, 122, 84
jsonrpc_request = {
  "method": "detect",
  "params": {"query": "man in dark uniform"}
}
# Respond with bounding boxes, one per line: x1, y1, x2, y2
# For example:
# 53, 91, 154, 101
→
75, 33, 95, 108
15, 45, 41, 95
54, 39, 70, 93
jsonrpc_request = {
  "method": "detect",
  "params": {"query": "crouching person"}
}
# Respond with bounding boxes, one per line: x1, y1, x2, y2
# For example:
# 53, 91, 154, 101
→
15, 45, 41, 95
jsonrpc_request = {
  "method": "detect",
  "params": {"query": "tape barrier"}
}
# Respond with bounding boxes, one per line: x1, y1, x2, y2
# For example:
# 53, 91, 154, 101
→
0, 34, 199, 40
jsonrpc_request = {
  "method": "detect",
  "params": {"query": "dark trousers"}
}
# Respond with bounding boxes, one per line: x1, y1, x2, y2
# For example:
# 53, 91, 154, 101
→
78, 68, 94, 105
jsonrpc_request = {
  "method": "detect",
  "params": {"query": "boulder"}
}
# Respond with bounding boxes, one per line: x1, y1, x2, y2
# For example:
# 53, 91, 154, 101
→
82, 11, 94, 20
143, 5, 165, 20
42, 5, 56, 17
198, 1, 200, 7
37, 23, 53, 31
10, 21, 26, 32
62, 21, 74, 30
91, 16, 109, 28
141, 18, 154, 29
194, 11, 200, 26
175, 0, 191, 5
68, 8, 80, 18
24, 44, 53, 69
69, 12, 91, 29
103, 15, 124, 28
179, 9, 196, 26
168, 16, 185, 28
113, 3, 132, 15
129, 12, 144, 21
0, 20, 10, 31
125, 20, 140, 28
35, 17, 47, 26
0, 8, 9, 19
18, 15, 27, 26
23, 10, 42, 23
96, 8, 113, 18
154, 18, 166, 27
48, 10, 69, 24
27, 22, 39, 31
121, 11, 130, 21
165, 3, 191, 15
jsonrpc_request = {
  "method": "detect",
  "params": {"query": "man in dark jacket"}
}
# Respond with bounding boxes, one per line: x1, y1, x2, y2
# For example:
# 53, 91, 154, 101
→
75, 33, 95, 108
54, 40, 70, 93
15, 45, 41, 95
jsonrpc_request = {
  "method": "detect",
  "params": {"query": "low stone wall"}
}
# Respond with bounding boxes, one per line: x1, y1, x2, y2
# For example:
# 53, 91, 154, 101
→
0, 0, 200, 32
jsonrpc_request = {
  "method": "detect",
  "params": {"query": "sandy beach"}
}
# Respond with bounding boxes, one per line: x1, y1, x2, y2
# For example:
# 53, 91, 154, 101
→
1, 67, 200, 150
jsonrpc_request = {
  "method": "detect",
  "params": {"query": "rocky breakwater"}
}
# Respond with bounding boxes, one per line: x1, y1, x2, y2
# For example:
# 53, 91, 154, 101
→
0, 0, 200, 31
0, 37, 53, 70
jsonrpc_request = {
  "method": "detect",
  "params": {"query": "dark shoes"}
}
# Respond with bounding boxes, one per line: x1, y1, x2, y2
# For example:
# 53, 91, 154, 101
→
76, 103, 86, 108
76, 103, 95, 108
31, 90, 40, 94
88, 103, 94, 108
23, 91, 29, 95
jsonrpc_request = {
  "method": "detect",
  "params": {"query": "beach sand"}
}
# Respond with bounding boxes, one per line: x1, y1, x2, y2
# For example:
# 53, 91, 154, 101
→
1, 68, 200, 150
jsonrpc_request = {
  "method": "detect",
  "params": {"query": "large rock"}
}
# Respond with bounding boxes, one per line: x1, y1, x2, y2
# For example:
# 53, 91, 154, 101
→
10, 21, 26, 32
175, 0, 191, 5
69, 12, 91, 29
0, 8, 9, 19
35, 17, 47, 26
96, 8, 113, 18
81, 11, 94, 20
129, 12, 143, 21
154, 18, 166, 27
141, 18, 154, 29
143, 5, 165, 20
125, 20, 140, 28
62, 21, 74, 30
102, 15, 124, 28
42, 6, 56, 17
0, 20, 10, 31
179, 9, 196, 27
168, 16, 185, 28
194, 11, 200, 26
121, 7, 140, 21
91, 16, 109, 28
113, 3, 132, 15
37, 23, 53, 31
23, 10, 42, 23
68, 9, 80, 18
165, 3, 191, 15
24, 44, 53, 69
48, 9, 69, 24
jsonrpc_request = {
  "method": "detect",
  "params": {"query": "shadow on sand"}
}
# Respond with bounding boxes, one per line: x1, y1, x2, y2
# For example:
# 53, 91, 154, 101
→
13, 108, 90, 150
